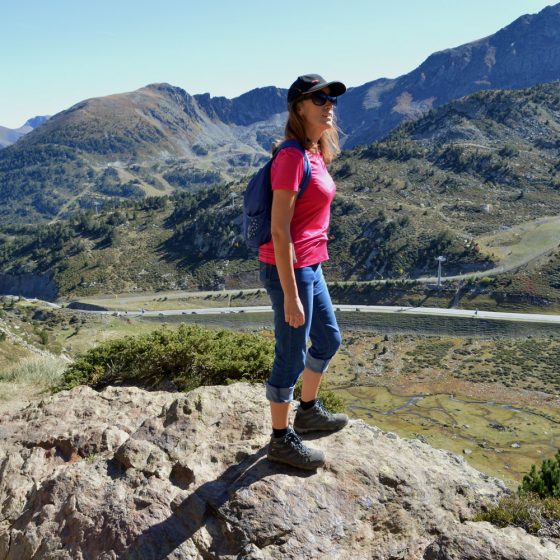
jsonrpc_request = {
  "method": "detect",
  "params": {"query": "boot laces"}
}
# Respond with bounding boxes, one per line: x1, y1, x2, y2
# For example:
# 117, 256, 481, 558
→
285, 430, 310, 457
315, 399, 332, 418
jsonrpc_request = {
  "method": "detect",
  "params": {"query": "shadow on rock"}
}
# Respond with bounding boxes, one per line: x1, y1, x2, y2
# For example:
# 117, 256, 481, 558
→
122, 445, 316, 559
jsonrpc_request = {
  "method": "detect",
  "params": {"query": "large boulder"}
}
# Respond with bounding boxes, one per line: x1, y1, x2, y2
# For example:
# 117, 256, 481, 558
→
0, 383, 557, 559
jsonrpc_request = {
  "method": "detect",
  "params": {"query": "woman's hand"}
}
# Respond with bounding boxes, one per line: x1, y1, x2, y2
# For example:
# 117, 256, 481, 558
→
284, 295, 305, 328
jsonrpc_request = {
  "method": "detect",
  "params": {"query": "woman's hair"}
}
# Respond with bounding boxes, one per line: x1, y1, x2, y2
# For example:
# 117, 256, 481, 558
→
274, 98, 341, 164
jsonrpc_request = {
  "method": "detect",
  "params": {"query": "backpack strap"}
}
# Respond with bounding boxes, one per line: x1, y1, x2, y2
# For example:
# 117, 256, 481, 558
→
274, 139, 312, 199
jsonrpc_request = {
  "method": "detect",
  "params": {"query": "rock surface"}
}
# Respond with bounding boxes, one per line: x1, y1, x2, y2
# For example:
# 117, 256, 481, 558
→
0, 273, 58, 301
0, 383, 558, 559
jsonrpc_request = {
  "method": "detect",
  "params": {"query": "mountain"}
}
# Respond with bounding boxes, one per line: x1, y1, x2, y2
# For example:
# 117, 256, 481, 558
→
23, 116, 50, 129
325, 80, 560, 282
1, 3, 560, 224
2, 81, 560, 306
339, 3, 560, 147
0, 115, 49, 149
0, 84, 287, 223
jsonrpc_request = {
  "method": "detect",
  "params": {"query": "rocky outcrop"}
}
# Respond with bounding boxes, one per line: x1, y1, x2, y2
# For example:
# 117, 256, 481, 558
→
66, 301, 108, 312
0, 273, 58, 301
0, 383, 557, 559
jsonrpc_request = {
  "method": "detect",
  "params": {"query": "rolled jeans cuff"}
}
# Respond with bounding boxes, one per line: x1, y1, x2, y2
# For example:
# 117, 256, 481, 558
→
304, 350, 330, 374
265, 382, 295, 403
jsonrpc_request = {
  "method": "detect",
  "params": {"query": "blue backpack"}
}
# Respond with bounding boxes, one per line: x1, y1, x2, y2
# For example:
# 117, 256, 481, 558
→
243, 139, 311, 249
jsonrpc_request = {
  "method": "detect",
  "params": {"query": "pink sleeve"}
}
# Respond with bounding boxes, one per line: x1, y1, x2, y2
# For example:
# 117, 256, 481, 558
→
271, 147, 305, 192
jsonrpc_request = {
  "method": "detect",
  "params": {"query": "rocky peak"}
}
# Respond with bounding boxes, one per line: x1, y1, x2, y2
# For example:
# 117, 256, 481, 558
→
193, 86, 287, 126
339, 2, 560, 147
144, 82, 191, 99
0, 116, 50, 149
1, 383, 557, 559
21, 116, 50, 130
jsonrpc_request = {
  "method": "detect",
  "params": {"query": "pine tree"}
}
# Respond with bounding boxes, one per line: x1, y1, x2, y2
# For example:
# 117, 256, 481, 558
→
519, 450, 560, 498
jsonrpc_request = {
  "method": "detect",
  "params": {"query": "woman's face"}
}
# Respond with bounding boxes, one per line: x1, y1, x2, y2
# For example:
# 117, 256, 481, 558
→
296, 87, 335, 138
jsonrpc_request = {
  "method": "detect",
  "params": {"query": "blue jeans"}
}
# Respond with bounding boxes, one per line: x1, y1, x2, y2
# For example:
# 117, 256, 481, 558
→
260, 262, 342, 403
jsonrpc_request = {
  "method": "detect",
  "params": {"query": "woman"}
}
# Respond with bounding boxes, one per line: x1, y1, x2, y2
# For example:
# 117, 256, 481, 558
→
259, 74, 349, 470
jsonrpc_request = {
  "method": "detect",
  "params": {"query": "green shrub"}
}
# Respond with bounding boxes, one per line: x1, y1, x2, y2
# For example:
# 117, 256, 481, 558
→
293, 378, 346, 413
0, 330, 6, 343
475, 493, 560, 535
519, 450, 560, 498
38, 328, 49, 346
476, 452, 560, 537
56, 324, 345, 413
57, 325, 274, 393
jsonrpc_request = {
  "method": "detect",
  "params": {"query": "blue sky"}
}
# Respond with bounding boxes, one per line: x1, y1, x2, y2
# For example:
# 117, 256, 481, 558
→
1, 0, 555, 128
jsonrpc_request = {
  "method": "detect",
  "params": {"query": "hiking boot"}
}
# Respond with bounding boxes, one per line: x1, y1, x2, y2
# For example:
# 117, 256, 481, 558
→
294, 399, 349, 434
267, 428, 325, 470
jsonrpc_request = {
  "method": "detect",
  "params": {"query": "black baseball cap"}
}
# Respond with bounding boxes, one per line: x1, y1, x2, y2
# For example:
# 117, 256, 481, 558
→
287, 74, 347, 105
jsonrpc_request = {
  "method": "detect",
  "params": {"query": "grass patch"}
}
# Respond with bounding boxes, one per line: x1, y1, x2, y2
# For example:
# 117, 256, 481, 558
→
448, 337, 560, 394
0, 355, 67, 401
478, 215, 560, 266
475, 493, 560, 536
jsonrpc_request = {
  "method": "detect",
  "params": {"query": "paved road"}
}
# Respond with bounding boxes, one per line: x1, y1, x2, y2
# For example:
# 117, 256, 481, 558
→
84, 304, 560, 324
7, 295, 560, 325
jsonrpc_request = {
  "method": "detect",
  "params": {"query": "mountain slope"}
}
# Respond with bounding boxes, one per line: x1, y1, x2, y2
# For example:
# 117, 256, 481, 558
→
339, 3, 560, 147
1, 4, 560, 225
2, 81, 560, 304
0, 116, 49, 149
325, 80, 560, 287
0, 84, 287, 223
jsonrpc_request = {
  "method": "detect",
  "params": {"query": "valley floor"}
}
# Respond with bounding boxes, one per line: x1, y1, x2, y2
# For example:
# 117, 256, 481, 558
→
1, 295, 559, 487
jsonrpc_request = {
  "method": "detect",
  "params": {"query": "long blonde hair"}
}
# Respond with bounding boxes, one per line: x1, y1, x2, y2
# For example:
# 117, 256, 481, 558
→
275, 99, 341, 164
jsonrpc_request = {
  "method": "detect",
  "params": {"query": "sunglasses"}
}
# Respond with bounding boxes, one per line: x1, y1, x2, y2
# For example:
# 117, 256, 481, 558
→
305, 91, 338, 106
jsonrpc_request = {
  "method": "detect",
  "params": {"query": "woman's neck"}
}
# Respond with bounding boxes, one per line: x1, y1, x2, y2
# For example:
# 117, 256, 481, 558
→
306, 132, 322, 145
304, 121, 325, 145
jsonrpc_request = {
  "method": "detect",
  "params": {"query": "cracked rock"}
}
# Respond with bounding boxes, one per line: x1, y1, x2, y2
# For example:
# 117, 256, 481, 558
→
0, 383, 558, 559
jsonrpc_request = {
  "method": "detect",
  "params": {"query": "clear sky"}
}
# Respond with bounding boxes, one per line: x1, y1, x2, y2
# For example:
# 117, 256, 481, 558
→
1, 0, 556, 128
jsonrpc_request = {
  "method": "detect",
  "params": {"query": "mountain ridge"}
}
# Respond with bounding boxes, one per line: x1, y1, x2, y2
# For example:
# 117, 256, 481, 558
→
1, 81, 559, 303
339, 3, 560, 147
0, 115, 49, 149
1, 3, 560, 224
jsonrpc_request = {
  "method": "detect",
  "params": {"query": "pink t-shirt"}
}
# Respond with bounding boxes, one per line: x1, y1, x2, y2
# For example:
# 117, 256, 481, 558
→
258, 146, 336, 268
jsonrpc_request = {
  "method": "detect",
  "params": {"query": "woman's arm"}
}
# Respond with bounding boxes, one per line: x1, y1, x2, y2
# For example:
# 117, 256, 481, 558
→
270, 189, 305, 328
